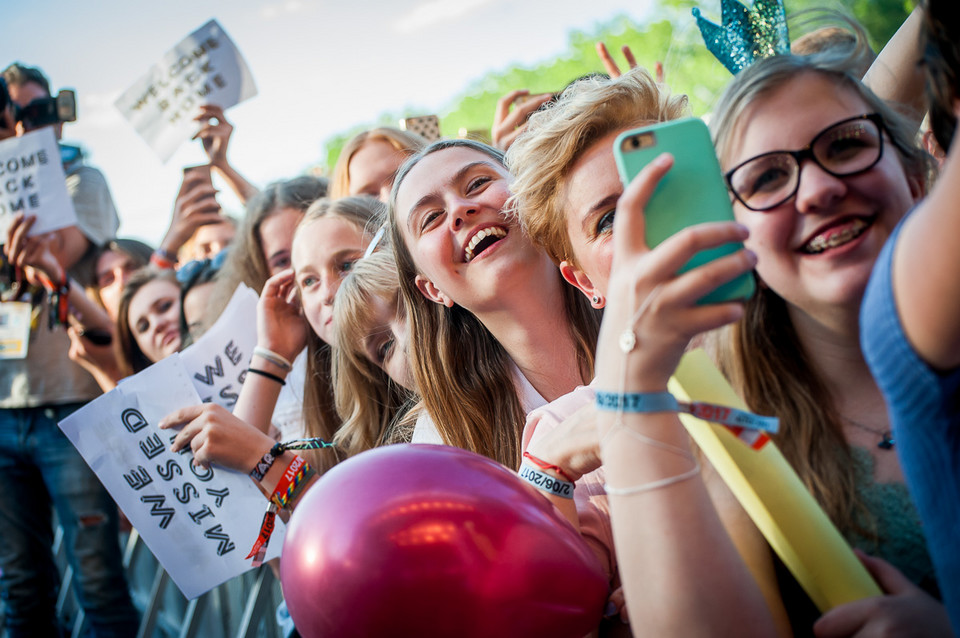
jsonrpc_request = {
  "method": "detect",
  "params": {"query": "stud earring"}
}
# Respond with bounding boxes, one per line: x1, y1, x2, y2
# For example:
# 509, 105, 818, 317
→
591, 294, 603, 307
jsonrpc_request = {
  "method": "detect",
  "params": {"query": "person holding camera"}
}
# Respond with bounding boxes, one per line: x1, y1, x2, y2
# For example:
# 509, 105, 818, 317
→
0, 62, 138, 637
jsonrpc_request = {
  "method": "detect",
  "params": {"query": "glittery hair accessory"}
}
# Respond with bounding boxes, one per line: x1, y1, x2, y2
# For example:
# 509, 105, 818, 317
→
693, 0, 790, 74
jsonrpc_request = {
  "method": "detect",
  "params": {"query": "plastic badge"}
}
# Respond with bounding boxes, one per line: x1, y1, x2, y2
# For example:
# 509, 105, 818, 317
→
0, 302, 32, 359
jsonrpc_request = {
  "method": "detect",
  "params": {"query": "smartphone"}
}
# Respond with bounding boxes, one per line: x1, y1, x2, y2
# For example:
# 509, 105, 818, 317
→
613, 118, 755, 304
56, 89, 77, 123
400, 115, 441, 142
182, 164, 213, 188
179, 164, 215, 204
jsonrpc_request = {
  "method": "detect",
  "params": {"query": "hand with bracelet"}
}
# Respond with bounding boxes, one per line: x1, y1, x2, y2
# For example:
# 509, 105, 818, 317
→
160, 405, 323, 516
255, 268, 308, 367
591, 153, 777, 636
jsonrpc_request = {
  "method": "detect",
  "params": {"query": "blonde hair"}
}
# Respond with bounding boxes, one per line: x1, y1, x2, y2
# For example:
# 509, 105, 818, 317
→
294, 196, 387, 470
709, 54, 932, 537
507, 67, 689, 266
388, 139, 600, 469
330, 127, 428, 198
332, 248, 414, 455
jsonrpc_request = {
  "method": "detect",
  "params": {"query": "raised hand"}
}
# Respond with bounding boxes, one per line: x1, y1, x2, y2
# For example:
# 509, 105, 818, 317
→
596, 42, 664, 82
193, 104, 234, 167
594, 153, 754, 396
491, 89, 553, 150
157, 169, 221, 260
257, 268, 308, 363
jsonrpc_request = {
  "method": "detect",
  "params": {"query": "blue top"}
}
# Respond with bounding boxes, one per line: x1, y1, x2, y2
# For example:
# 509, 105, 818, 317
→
861, 216, 960, 633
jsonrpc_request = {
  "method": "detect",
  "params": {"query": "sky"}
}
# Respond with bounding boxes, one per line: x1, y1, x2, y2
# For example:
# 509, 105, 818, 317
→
7, 0, 662, 243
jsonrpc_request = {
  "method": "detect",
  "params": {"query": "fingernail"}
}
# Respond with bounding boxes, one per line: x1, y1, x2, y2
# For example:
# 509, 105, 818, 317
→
746, 249, 757, 265
604, 601, 617, 618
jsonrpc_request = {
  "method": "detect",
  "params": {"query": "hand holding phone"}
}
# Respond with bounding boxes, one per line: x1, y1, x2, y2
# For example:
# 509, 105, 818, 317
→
613, 118, 755, 304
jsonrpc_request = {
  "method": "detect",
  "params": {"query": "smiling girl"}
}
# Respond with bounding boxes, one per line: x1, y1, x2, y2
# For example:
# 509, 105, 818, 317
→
388, 139, 600, 469
116, 268, 183, 375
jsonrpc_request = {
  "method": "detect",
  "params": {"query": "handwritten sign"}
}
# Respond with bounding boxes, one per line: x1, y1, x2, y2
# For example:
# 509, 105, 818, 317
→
0, 127, 77, 240
58, 356, 284, 599
180, 284, 258, 410
114, 19, 257, 162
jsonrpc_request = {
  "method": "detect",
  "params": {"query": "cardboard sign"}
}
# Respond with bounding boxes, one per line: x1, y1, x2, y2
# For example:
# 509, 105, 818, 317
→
59, 356, 284, 599
114, 19, 257, 162
180, 284, 258, 410
0, 127, 78, 240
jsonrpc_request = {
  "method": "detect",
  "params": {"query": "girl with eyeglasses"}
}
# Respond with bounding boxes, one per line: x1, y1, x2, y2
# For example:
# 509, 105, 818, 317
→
506, 27, 945, 631
708, 49, 947, 635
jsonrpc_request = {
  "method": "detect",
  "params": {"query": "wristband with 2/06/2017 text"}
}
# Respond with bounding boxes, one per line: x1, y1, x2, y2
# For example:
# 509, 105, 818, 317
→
517, 463, 574, 499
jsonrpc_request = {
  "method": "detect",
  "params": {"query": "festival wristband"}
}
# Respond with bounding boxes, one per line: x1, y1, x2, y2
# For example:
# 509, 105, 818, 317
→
246, 502, 279, 567
249, 448, 277, 482
246, 367, 286, 386
269, 455, 317, 510
253, 346, 293, 372
595, 391, 779, 435
250, 437, 335, 484
522, 451, 576, 483
518, 464, 575, 500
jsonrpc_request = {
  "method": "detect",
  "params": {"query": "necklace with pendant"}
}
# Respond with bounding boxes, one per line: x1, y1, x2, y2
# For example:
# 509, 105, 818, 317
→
842, 416, 895, 450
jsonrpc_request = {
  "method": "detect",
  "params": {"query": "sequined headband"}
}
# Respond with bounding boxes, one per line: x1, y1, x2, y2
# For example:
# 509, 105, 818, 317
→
693, 0, 790, 74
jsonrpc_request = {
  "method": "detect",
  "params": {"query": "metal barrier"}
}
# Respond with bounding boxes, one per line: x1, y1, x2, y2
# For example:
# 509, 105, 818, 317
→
1, 526, 284, 638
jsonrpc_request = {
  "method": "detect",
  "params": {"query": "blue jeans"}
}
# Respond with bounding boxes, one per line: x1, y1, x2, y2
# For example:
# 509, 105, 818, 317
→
0, 403, 139, 638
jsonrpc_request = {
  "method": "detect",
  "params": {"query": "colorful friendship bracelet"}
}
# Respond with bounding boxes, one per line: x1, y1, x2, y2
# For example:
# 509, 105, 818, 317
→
250, 437, 335, 481
270, 455, 316, 509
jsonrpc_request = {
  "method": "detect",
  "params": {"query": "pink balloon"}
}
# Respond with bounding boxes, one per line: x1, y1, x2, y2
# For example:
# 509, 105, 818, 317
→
281, 444, 608, 638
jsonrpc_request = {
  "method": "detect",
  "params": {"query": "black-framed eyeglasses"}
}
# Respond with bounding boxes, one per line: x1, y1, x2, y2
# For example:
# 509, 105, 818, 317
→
725, 113, 886, 212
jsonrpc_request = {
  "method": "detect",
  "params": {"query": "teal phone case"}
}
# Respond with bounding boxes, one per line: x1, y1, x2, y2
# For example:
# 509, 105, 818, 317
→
613, 118, 755, 304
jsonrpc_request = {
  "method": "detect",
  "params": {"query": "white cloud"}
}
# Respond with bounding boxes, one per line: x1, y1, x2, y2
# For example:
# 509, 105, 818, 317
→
260, 0, 308, 20
394, 0, 498, 33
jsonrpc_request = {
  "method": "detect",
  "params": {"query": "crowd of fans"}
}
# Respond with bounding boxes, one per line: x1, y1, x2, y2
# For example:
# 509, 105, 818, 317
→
1, 1, 958, 636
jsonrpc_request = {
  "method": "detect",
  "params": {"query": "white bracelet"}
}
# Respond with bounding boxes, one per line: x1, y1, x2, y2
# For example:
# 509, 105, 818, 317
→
604, 460, 701, 496
253, 346, 293, 372
518, 464, 575, 500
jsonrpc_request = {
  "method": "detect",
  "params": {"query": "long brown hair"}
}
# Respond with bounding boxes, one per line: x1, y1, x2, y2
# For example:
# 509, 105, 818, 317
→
115, 267, 179, 376
388, 139, 600, 469
332, 249, 415, 453
294, 197, 386, 471
710, 53, 932, 535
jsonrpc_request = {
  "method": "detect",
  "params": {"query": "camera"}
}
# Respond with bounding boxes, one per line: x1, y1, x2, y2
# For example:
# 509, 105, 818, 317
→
14, 89, 77, 130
